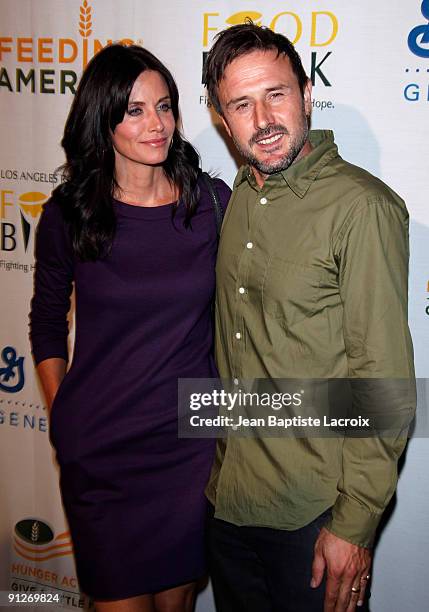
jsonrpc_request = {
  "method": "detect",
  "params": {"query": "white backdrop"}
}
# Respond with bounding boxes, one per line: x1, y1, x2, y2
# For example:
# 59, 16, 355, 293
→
0, 1, 428, 610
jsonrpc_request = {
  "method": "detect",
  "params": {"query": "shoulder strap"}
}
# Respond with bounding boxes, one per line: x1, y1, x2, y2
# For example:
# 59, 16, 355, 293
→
201, 171, 223, 238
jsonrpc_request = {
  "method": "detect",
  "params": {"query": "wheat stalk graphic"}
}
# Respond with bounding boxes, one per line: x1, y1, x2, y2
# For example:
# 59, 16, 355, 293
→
79, 0, 92, 38
31, 521, 40, 543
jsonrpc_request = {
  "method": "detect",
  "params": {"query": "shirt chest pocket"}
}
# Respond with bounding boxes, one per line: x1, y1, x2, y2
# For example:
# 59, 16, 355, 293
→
261, 258, 321, 326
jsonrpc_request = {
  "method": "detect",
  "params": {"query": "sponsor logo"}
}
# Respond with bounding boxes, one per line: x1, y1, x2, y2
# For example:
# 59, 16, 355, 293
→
0, 346, 25, 393
15, 520, 54, 547
203, 10, 338, 48
408, 0, 429, 57
14, 519, 73, 562
0, 0, 137, 95
0, 168, 61, 184
200, 9, 337, 113
0, 189, 48, 253
0, 399, 48, 432
201, 9, 338, 88
404, 2, 429, 102
11, 520, 93, 608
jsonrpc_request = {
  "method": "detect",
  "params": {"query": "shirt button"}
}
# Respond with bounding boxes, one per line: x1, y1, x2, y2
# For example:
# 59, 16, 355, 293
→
235, 332, 241, 339
238, 287, 246, 294
260, 197, 267, 205
246, 242, 253, 249
233, 378, 239, 385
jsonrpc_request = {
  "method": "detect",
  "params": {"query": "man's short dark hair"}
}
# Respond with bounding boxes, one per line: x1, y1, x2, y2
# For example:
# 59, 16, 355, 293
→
203, 22, 309, 116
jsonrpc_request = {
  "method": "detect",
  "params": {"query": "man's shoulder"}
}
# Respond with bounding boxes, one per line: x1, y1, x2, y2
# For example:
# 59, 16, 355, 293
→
327, 156, 406, 214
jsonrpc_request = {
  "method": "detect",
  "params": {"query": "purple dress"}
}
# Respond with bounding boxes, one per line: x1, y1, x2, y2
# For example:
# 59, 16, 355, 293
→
30, 178, 230, 600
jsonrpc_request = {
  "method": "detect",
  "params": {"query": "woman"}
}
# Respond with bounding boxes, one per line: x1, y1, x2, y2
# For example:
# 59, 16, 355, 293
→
29, 43, 230, 612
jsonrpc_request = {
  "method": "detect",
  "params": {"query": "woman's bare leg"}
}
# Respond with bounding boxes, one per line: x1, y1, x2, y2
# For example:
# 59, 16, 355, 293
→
154, 582, 196, 612
94, 580, 196, 612
95, 594, 156, 612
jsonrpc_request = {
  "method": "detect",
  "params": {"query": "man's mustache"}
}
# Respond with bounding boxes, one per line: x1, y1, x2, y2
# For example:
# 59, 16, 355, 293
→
249, 125, 289, 146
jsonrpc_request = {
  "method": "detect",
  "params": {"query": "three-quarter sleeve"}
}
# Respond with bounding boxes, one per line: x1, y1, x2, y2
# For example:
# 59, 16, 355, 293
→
29, 199, 74, 365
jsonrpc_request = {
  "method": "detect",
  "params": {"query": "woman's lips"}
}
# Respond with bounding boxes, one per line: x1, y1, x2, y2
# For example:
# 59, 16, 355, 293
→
141, 138, 168, 147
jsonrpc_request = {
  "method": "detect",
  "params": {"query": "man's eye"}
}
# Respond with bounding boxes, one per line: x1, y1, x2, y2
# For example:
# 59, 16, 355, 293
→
236, 102, 249, 112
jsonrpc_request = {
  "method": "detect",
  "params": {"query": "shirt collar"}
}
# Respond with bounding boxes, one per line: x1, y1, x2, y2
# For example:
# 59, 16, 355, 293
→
234, 130, 339, 197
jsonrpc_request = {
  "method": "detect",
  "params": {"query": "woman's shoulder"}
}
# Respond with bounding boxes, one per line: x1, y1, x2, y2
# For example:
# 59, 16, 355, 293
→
37, 197, 73, 254
37, 197, 64, 230
211, 177, 232, 204
41, 195, 68, 219
198, 174, 231, 212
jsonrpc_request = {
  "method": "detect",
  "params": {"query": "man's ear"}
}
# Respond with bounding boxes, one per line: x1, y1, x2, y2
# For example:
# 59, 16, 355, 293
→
303, 78, 312, 116
220, 115, 232, 139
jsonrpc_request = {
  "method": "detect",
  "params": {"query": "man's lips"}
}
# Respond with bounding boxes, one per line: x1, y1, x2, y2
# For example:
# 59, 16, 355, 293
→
252, 133, 287, 152
255, 133, 284, 146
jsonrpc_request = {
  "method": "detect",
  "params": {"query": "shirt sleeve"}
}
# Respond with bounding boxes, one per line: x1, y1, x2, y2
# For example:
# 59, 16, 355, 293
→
29, 199, 74, 365
325, 194, 416, 548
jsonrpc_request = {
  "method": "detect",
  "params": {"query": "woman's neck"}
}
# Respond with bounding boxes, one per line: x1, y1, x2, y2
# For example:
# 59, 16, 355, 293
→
113, 163, 177, 207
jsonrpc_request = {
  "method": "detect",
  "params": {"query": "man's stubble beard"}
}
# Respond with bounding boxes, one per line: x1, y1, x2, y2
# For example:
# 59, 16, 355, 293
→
231, 108, 310, 177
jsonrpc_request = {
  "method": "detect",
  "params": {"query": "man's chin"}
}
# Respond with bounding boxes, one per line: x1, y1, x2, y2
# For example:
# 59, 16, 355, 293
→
253, 157, 294, 175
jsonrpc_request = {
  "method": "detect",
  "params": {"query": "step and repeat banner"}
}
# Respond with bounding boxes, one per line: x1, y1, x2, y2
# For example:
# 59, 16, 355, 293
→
0, 1, 428, 611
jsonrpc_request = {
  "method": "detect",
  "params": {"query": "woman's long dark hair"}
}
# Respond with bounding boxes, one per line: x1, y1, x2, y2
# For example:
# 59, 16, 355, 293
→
54, 44, 200, 261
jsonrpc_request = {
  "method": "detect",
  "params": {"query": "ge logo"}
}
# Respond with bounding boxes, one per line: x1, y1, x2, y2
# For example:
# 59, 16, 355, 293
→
408, 1, 429, 58
0, 346, 25, 393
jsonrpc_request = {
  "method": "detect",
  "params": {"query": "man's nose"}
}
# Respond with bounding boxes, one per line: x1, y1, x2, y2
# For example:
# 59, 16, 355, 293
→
254, 101, 274, 131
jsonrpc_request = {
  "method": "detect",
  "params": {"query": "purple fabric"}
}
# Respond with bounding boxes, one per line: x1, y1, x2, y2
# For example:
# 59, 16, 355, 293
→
29, 177, 231, 599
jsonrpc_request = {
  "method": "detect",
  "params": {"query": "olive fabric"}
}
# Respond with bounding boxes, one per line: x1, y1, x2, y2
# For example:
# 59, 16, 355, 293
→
206, 130, 415, 548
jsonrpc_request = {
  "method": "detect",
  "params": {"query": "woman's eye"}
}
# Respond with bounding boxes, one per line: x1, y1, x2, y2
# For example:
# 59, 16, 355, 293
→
158, 103, 172, 112
127, 107, 142, 116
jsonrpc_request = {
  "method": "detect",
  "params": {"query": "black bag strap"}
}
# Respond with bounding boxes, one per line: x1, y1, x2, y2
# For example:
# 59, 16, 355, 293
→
201, 171, 223, 238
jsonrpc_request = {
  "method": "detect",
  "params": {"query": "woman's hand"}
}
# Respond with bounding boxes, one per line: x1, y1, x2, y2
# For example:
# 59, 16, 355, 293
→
36, 358, 67, 414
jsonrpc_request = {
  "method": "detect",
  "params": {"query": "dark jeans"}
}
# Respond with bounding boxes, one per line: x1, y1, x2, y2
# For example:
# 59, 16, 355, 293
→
208, 508, 370, 612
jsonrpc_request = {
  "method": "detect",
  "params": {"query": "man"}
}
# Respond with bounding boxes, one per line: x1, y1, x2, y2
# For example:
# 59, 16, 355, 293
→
203, 23, 415, 612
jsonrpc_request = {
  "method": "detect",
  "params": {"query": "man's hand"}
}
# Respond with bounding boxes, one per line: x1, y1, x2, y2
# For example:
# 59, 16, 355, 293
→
311, 528, 371, 611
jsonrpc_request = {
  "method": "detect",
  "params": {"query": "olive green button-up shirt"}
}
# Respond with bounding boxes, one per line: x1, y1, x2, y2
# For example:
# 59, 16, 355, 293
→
207, 130, 415, 547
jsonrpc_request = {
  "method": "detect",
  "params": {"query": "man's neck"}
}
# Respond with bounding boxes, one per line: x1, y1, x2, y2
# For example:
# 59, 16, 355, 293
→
251, 139, 313, 188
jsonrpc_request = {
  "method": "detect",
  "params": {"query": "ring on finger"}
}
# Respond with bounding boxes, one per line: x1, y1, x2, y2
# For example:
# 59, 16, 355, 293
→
351, 586, 361, 594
